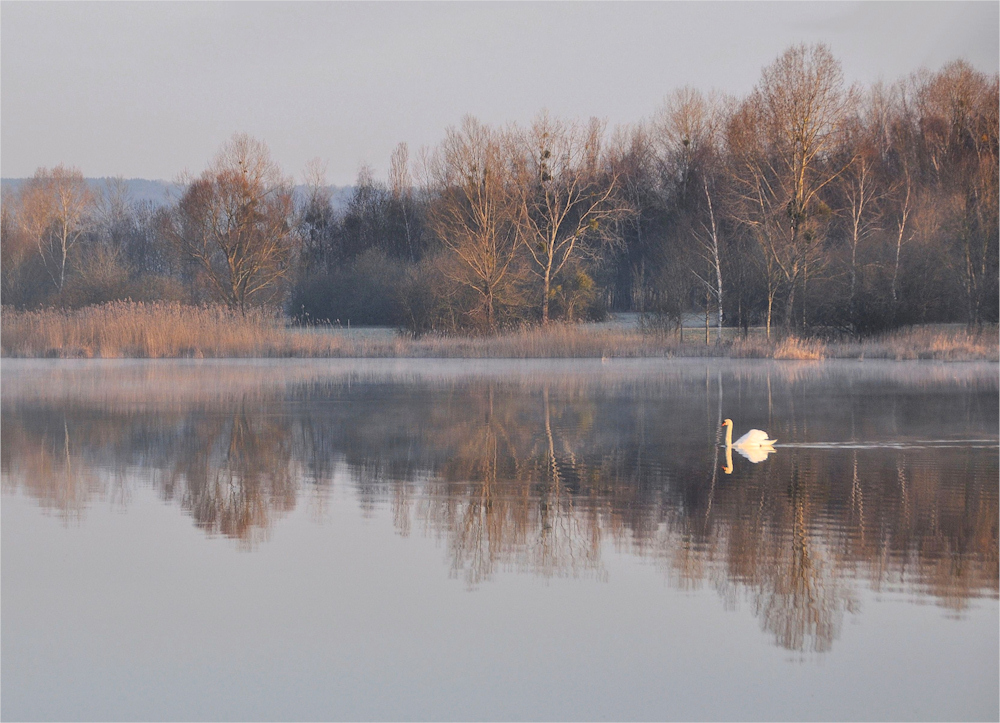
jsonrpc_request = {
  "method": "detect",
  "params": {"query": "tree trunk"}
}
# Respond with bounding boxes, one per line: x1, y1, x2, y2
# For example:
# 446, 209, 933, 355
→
801, 268, 808, 328
783, 283, 797, 331
59, 233, 68, 291
737, 295, 744, 338
541, 265, 551, 326
892, 182, 911, 324
766, 291, 774, 340
403, 203, 414, 263
891, 230, 902, 321
849, 240, 857, 333
704, 290, 710, 345
964, 238, 976, 330
716, 283, 723, 344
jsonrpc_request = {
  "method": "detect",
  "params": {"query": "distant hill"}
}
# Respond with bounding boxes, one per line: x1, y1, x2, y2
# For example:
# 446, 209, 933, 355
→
1, 178, 355, 211
1, 177, 183, 207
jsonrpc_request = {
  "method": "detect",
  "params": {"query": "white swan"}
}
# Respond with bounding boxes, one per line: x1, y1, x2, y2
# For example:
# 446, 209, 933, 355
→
721, 419, 776, 471
722, 418, 776, 449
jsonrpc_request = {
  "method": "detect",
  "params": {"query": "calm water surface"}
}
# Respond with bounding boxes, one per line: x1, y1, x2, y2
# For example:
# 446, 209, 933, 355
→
2, 359, 997, 721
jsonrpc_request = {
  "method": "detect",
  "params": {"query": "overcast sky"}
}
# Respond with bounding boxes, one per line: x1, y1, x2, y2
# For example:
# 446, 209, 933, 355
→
2, 1, 997, 185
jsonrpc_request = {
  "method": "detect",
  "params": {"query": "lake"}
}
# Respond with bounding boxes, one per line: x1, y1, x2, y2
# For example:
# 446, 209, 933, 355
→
2, 358, 997, 721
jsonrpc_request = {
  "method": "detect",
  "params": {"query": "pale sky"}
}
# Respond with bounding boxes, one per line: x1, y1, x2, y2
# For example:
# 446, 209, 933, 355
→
2, 1, 997, 185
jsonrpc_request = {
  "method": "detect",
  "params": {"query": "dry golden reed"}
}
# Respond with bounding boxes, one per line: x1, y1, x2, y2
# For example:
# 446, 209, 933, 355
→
774, 336, 827, 360
2, 302, 997, 361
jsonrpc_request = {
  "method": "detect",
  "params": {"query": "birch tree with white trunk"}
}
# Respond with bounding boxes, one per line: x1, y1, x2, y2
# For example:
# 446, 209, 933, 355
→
512, 114, 627, 325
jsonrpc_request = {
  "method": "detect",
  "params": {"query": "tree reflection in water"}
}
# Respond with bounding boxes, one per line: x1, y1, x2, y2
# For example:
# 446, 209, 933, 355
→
3, 360, 997, 652
160, 401, 296, 549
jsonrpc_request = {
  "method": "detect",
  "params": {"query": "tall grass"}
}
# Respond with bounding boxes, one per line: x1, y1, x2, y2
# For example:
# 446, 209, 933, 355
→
2, 302, 297, 358
2, 302, 997, 361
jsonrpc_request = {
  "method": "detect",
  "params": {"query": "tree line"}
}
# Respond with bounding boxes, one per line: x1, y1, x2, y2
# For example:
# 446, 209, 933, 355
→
2, 44, 997, 335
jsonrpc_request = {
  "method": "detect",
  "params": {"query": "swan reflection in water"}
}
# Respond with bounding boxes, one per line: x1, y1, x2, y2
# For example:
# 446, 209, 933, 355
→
722, 444, 778, 473
733, 444, 777, 463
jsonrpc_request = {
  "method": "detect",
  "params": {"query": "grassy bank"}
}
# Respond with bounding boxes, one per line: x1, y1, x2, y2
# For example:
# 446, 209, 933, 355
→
2, 302, 997, 361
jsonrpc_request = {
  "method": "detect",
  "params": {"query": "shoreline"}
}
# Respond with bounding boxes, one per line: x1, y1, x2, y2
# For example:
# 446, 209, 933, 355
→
2, 303, 997, 362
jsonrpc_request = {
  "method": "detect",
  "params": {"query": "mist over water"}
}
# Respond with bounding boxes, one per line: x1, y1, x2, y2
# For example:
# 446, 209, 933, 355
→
3, 359, 997, 720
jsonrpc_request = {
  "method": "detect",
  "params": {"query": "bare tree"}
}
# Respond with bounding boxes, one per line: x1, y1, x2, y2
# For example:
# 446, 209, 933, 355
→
168, 134, 296, 312
298, 158, 338, 271
606, 124, 659, 312
302, 158, 331, 208
1, 188, 42, 307
657, 88, 729, 342
17, 165, 96, 292
511, 114, 627, 325
838, 126, 884, 331
725, 98, 784, 337
728, 44, 856, 332
389, 142, 417, 262
913, 61, 999, 328
425, 117, 523, 331
889, 170, 913, 316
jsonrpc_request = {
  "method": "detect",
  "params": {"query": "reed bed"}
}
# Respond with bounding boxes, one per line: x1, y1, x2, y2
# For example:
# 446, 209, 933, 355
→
2, 302, 997, 361
1, 302, 317, 358
822, 325, 1000, 361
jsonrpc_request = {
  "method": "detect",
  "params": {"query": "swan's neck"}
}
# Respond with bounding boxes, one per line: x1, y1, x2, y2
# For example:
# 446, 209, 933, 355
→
725, 423, 733, 447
